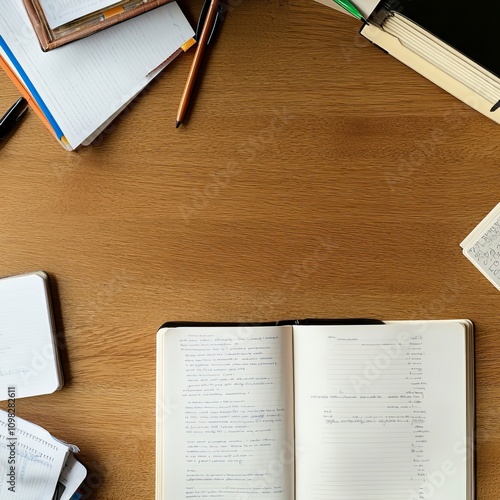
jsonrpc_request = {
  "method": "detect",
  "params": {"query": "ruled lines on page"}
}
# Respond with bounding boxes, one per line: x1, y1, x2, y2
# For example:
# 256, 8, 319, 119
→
293, 323, 467, 500
0, 1, 194, 149
159, 326, 294, 500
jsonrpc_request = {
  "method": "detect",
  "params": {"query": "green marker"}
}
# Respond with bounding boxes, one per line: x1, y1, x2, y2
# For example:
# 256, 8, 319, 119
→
332, 0, 367, 22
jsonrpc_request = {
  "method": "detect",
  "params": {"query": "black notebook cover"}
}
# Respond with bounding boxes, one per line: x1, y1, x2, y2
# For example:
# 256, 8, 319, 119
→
160, 318, 385, 329
383, 0, 500, 78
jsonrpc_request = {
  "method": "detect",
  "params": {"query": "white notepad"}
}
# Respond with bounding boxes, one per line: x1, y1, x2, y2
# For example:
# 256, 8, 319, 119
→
461, 202, 500, 290
0, 272, 63, 400
0, 1, 194, 149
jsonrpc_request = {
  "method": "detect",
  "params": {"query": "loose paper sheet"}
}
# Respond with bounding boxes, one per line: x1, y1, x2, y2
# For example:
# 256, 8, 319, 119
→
461, 202, 500, 291
314, 0, 380, 19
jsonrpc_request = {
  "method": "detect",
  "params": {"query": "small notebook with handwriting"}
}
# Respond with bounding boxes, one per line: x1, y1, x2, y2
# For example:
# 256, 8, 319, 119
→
156, 319, 475, 500
361, 0, 500, 124
0, 271, 63, 401
461, 202, 500, 290
23, 0, 172, 51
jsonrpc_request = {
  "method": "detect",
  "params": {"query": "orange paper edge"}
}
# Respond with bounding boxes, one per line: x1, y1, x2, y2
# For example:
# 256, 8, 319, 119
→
0, 53, 57, 139
104, 5, 125, 18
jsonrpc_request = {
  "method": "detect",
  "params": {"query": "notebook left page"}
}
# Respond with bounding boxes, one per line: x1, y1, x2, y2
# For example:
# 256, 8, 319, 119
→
156, 325, 294, 500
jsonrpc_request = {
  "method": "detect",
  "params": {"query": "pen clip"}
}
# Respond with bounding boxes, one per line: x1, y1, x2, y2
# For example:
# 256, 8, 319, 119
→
195, 0, 227, 46
490, 99, 500, 113
207, 3, 227, 45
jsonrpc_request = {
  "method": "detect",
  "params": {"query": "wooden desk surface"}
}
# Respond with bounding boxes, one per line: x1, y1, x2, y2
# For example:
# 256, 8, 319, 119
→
1, 0, 500, 497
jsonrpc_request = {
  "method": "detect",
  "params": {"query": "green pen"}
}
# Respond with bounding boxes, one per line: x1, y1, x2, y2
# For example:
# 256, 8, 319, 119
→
332, 0, 367, 22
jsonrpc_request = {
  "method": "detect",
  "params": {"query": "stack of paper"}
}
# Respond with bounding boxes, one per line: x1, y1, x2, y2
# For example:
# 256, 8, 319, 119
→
0, 409, 87, 499
461, 202, 500, 290
0, 272, 63, 400
0, 0, 194, 150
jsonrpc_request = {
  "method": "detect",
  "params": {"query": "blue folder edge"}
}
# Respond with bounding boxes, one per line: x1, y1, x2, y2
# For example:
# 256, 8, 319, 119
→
0, 35, 65, 140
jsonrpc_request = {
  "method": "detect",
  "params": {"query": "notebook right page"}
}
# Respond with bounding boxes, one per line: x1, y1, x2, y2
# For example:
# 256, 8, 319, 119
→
293, 322, 469, 500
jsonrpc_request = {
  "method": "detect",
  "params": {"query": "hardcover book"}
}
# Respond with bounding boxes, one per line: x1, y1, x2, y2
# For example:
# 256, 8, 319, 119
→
361, 0, 500, 124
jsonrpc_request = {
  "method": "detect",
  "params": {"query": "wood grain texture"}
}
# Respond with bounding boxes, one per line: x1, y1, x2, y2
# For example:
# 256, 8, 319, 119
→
1, 0, 500, 497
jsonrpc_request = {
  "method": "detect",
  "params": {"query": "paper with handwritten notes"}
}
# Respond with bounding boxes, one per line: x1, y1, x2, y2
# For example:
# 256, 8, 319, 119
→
0, 409, 73, 499
157, 326, 295, 500
461, 202, 500, 291
156, 320, 474, 500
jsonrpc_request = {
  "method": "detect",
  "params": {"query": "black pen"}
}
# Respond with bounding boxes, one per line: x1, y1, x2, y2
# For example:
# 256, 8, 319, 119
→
0, 97, 28, 143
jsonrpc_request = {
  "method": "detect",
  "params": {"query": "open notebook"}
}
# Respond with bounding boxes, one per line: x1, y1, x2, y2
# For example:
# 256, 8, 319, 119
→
156, 319, 475, 500
0, 0, 195, 150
